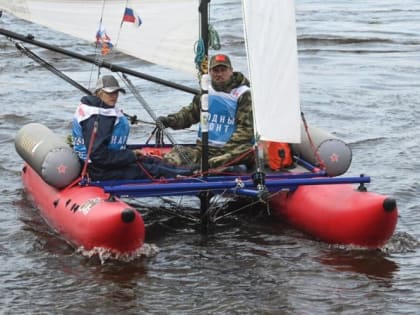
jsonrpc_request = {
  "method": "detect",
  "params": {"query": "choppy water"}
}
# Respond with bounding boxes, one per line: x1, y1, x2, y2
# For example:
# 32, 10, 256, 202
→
1, 0, 420, 314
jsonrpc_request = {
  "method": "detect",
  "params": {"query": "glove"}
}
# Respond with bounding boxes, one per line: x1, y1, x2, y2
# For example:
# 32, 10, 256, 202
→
208, 153, 232, 168
157, 116, 169, 128
133, 149, 143, 160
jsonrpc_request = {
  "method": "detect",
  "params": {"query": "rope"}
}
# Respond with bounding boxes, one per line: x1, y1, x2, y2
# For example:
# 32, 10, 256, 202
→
119, 73, 194, 165
134, 160, 159, 180
197, 148, 255, 176
95, 0, 107, 56
301, 112, 326, 170
194, 24, 222, 73
208, 24, 221, 50
80, 120, 98, 181
194, 38, 206, 72
115, 0, 130, 48
14, 42, 93, 95
213, 190, 282, 222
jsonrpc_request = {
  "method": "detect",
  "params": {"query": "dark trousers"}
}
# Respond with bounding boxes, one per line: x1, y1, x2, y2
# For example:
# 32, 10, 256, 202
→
87, 158, 192, 181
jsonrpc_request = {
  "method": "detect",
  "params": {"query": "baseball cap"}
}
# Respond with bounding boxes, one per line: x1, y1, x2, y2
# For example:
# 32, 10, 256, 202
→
95, 75, 126, 94
209, 54, 232, 69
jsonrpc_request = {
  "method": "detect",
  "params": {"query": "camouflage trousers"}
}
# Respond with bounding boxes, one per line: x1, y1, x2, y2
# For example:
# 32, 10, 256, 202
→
162, 144, 255, 169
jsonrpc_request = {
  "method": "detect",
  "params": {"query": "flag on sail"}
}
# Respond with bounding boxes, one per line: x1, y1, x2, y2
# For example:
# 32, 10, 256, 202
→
95, 25, 113, 55
122, 4, 142, 27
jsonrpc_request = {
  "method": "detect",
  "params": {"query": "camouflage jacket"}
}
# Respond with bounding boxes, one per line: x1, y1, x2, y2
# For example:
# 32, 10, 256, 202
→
163, 72, 255, 165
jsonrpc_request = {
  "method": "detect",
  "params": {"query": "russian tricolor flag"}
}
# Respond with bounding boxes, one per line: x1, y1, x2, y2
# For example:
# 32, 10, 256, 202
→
123, 6, 142, 27
95, 26, 113, 55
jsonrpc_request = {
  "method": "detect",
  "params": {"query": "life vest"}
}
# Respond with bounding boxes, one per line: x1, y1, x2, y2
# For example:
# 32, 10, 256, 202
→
72, 103, 129, 161
263, 141, 294, 170
199, 85, 250, 147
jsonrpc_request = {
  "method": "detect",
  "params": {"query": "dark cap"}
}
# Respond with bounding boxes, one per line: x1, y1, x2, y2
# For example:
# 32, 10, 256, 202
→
95, 75, 126, 94
209, 54, 232, 69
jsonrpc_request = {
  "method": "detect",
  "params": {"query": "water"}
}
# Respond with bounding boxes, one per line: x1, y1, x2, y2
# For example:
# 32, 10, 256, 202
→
1, 0, 420, 313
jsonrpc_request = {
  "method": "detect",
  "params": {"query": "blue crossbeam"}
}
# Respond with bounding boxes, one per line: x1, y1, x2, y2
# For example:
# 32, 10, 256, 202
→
99, 175, 370, 198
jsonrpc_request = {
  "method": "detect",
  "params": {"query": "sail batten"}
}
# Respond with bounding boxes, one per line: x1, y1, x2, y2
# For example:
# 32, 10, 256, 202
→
0, 0, 199, 76
242, 0, 301, 143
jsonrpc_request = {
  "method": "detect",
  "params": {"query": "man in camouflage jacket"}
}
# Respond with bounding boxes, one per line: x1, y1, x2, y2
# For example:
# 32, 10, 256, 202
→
159, 54, 255, 169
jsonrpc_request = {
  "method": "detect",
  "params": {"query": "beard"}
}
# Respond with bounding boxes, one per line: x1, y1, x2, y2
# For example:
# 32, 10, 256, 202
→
211, 76, 233, 92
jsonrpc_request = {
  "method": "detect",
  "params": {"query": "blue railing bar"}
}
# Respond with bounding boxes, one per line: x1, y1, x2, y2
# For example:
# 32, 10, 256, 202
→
102, 175, 370, 197
87, 169, 331, 188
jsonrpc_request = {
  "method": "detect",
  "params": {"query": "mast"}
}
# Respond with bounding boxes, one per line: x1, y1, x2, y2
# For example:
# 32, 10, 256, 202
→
198, 0, 212, 226
199, 0, 210, 172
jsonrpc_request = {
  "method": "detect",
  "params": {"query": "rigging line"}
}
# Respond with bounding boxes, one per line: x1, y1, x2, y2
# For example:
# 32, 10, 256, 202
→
14, 42, 92, 95
128, 197, 200, 223
205, 192, 234, 221
157, 196, 201, 222
197, 148, 254, 177
208, 24, 221, 50
94, 0, 107, 78
0, 28, 199, 94
14, 42, 140, 124
301, 112, 326, 170
80, 120, 99, 181
119, 74, 159, 122
155, 206, 200, 223
194, 39, 206, 72
114, 0, 129, 48
0, 27, 199, 94
99, 0, 106, 28
213, 190, 281, 222
119, 73, 195, 165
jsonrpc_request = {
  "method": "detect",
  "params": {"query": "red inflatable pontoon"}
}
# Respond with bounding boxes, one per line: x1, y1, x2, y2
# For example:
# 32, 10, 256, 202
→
22, 164, 145, 255
270, 184, 398, 248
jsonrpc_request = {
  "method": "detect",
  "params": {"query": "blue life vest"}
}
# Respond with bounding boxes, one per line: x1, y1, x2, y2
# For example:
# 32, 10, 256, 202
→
72, 103, 130, 161
200, 85, 250, 147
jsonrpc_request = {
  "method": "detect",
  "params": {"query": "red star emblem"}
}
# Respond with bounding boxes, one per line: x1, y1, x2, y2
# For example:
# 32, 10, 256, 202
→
57, 164, 67, 174
329, 153, 339, 163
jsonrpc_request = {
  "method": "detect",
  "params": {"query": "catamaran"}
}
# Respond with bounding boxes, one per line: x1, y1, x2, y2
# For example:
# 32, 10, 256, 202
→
0, 0, 398, 256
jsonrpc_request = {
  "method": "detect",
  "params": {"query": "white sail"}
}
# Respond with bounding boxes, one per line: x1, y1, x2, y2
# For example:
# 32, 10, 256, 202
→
0, 0, 199, 76
2, 0, 302, 142
242, 0, 301, 143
